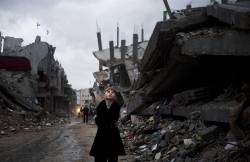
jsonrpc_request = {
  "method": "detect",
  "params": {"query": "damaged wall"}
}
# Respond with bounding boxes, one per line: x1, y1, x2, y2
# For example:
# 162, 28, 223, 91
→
2, 36, 55, 76
126, 1, 250, 125
0, 34, 76, 116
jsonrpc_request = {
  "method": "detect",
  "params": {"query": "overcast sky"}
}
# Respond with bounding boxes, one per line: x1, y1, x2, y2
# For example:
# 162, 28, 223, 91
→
0, 0, 210, 90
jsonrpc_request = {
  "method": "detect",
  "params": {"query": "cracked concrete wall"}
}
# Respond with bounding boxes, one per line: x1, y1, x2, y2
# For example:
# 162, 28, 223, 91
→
3, 36, 23, 54
3, 36, 55, 76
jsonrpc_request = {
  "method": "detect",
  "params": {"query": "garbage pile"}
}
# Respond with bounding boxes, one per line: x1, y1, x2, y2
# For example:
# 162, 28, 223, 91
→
120, 115, 250, 162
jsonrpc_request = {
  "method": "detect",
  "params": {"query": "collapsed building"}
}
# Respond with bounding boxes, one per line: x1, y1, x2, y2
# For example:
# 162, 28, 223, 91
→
92, 26, 148, 104
0, 33, 76, 116
126, 0, 250, 126
90, 1, 250, 161
113, 1, 250, 161
92, 0, 250, 141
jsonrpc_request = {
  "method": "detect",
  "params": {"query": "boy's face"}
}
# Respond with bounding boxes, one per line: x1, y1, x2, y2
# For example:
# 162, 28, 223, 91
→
104, 89, 116, 100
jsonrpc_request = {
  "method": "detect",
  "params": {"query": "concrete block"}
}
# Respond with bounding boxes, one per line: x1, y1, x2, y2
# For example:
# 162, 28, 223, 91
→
141, 14, 208, 72
181, 29, 250, 57
207, 4, 250, 30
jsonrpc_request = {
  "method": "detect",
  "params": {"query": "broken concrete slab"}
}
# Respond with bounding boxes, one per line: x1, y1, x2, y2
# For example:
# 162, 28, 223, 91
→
127, 91, 147, 114
207, 3, 250, 30
93, 41, 148, 67
181, 29, 250, 57
141, 13, 208, 72
3, 36, 23, 54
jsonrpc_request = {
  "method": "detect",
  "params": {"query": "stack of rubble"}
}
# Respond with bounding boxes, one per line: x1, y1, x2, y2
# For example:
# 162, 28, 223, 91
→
120, 114, 250, 162
0, 64, 70, 137
0, 107, 69, 137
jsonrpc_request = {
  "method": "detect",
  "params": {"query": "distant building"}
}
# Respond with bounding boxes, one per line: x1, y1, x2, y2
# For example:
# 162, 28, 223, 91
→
0, 34, 76, 115
76, 88, 92, 107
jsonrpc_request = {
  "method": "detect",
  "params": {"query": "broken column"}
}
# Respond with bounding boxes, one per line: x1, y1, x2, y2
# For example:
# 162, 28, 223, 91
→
117, 25, 120, 47
133, 34, 138, 64
109, 41, 115, 85
163, 0, 174, 19
141, 27, 144, 42
120, 39, 126, 61
35, 35, 41, 43
0, 32, 2, 54
109, 40, 114, 61
97, 32, 103, 71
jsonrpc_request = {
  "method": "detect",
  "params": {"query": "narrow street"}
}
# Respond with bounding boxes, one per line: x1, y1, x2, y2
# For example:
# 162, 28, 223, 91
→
0, 118, 97, 162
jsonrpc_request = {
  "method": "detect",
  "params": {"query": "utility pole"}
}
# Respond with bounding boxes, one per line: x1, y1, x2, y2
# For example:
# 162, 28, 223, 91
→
163, 0, 174, 19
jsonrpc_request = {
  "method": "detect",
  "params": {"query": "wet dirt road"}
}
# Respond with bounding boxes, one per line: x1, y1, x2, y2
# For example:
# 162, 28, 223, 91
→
0, 118, 96, 162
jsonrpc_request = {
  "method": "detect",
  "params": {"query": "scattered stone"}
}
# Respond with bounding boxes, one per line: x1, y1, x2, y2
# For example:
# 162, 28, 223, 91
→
155, 152, 161, 160
45, 123, 52, 127
9, 126, 16, 132
183, 138, 195, 147
224, 141, 238, 150
0, 130, 7, 135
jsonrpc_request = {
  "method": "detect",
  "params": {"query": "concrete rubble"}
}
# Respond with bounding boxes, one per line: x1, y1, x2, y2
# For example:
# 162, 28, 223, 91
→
91, 0, 250, 161
119, 115, 250, 162
0, 34, 76, 137
0, 107, 69, 137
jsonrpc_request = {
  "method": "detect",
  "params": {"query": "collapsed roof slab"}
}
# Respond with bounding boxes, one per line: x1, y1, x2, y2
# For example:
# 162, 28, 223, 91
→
141, 12, 208, 72
181, 29, 250, 57
160, 101, 232, 123
144, 48, 201, 98
207, 3, 250, 30
127, 91, 147, 114
93, 42, 148, 67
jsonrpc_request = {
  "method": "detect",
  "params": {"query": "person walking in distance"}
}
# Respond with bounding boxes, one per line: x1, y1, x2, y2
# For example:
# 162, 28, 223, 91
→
83, 104, 89, 123
90, 87, 126, 162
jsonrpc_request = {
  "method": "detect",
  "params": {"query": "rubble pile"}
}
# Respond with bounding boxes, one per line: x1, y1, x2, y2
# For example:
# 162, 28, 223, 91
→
0, 107, 69, 137
0, 68, 70, 137
0, 70, 36, 95
120, 115, 250, 162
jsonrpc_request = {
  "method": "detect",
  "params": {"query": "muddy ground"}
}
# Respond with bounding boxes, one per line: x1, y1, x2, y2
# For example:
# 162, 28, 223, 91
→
0, 118, 131, 162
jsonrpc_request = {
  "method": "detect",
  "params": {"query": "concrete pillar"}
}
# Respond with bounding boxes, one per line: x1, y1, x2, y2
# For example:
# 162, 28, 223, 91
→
120, 39, 126, 61
163, 0, 174, 19
132, 34, 138, 64
0, 32, 2, 54
141, 27, 144, 42
109, 41, 114, 61
97, 32, 103, 71
163, 11, 168, 21
35, 35, 41, 43
221, 0, 228, 4
116, 26, 119, 47
97, 32, 102, 51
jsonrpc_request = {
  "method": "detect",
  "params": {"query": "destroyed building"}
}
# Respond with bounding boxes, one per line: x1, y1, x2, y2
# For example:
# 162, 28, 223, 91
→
115, 1, 250, 161
92, 27, 148, 104
126, 1, 250, 124
91, 0, 250, 123
0, 34, 76, 116
91, 1, 250, 161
